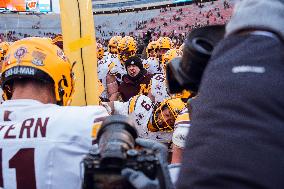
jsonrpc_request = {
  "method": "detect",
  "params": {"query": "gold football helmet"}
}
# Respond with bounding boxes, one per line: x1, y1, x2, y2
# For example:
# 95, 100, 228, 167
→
52, 34, 63, 49
108, 36, 122, 54
157, 37, 173, 50
162, 49, 183, 66
118, 36, 137, 63
153, 97, 186, 132
1, 37, 74, 106
146, 41, 159, 58
97, 43, 104, 60
172, 90, 192, 102
157, 37, 173, 61
0, 42, 10, 64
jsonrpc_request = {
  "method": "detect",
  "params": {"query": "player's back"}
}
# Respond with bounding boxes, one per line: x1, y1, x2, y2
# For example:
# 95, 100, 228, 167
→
0, 99, 108, 189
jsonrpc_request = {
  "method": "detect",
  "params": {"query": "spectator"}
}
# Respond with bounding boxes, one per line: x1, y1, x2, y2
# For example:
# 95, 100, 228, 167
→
178, 0, 284, 188
118, 56, 153, 101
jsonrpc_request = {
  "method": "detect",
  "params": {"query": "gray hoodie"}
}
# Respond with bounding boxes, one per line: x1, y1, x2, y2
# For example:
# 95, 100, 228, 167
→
226, 0, 284, 40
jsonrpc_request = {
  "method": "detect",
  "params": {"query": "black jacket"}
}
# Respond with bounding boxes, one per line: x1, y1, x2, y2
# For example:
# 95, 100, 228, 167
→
178, 34, 284, 189
118, 69, 153, 102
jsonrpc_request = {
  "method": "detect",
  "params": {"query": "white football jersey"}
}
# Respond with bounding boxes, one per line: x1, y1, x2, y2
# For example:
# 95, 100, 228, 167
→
144, 57, 164, 75
172, 109, 190, 148
0, 99, 109, 189
113, 95, 173, 143
107, 55, 126, 84
97, 58, 110, 100
150, 73, 170, 103
103, 51, 110, 58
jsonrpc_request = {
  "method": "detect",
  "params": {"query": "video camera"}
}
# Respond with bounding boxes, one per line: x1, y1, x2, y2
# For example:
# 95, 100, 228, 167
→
82, 115, 166, 189
166, 25, 225, 94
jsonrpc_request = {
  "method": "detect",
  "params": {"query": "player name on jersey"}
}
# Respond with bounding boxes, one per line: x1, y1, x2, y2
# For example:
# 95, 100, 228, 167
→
0, 117, 49, 139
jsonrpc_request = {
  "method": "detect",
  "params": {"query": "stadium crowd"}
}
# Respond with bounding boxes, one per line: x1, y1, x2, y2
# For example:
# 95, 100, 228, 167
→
95, 0, 233, 41
1, 0, 284, 188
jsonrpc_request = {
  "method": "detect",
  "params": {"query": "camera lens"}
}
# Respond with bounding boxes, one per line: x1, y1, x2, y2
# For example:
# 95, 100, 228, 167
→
192, 37, 214, 55
166, 25, 225, 93
97, 115, 138, 167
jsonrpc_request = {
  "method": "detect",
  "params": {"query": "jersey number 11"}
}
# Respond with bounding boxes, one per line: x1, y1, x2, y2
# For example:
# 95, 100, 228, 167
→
0, 148, 36, 189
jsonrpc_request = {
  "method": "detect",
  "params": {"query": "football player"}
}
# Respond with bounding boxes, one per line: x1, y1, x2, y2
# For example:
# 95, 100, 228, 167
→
162, 48, 183, 69
108, 95, 186, 144
97, 42, 104, 61
98, 36, 122, 101
171, 108, 191, 164
52, 34, 63, 50
148, 48, 183, 104
0, 41, 10, 103
168, 108, 191, 184
106, 35, 122, 58
0, 41, 10, 71
0, 37, 109, 189
143, 41, 160, 74
96, 43, 109, 101
156, 37, 173, 74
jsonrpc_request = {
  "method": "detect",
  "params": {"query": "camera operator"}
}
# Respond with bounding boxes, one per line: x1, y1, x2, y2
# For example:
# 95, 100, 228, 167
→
174, 0, 284, 188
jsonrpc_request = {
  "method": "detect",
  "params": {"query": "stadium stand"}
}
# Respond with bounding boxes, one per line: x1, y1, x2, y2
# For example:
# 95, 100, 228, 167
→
136, 0, 233, 35
93, 0, 172, 11
95, 0, 233, 39
0, 0, 234, 43
0, 13, 61, 41
94, 9, 160, 38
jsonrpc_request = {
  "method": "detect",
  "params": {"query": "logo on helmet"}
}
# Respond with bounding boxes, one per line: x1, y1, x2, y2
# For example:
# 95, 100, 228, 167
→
14, 47, 28, 63
57, 50, 67, 62
32, 51, 46, 66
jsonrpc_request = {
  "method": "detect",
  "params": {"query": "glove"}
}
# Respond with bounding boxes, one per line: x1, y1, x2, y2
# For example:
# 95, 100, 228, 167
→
135, 138, 168, 164
122, 168, 160, 189
122, 138, 175, 189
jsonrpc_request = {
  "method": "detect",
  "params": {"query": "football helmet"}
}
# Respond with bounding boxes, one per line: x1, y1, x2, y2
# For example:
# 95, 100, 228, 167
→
52, 34, 63, 50
157, 37, 173, 50
1, 37, 74, 106
162, 49, 183, 66
172, 90, 192, 102
157, 37, 173, 61
97, 43, 104, 60
146, 41, 159, 58
118, 36, 137, 63
153, 97, 186, 132
108, 36, 122, 54
0, 42, 10, 64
